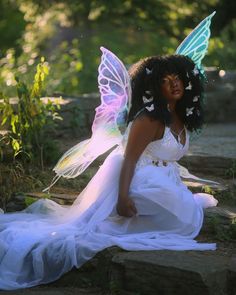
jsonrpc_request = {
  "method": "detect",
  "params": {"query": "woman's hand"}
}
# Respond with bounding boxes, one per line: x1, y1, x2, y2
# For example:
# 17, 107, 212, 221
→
116, 197, 137, 217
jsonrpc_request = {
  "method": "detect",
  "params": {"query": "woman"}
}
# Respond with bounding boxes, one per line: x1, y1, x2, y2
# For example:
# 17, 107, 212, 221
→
117, 55, 205, 218
97, 54, 218, 239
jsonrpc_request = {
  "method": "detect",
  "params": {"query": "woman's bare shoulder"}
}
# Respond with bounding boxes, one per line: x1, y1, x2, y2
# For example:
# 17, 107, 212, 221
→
124, 114, 165, 161
131, 114, 165, 141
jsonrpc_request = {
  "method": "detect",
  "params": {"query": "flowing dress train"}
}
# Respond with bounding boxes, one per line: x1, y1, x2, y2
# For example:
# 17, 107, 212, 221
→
0, 124, 218, 290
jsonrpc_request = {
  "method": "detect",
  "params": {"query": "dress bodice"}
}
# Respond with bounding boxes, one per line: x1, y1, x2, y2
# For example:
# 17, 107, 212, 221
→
121, 122, 189, 167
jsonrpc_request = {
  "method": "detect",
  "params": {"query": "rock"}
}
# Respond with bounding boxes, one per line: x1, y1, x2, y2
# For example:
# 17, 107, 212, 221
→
14, 194, 27, 202
52, 247, 121, 290
180, 155, 235, 177
0, 286, 103, 295
26, 192, 77, 205
202, 206, 236, 235
41, 95, 99, 138
6, 201, 26, 212
205, 207, 236, 224
111, 250, 232, 295
6, 193, 32, 212
6, 192, 78, 212
228, 256, 236, 295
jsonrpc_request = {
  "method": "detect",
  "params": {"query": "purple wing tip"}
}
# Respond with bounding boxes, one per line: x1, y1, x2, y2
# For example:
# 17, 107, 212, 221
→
100, 47, 116, 58
100, 46, 109, 54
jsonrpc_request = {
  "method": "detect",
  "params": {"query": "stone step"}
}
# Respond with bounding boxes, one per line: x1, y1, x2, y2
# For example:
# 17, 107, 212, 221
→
6, 192, 78, 212
111, 250, 235, 295
202, 206, 236, 237
48, 243, 236, 295
180, 155, 235, 178
205, 206, 236, 224
26, 192, 78, 205
0, 286, 103, 295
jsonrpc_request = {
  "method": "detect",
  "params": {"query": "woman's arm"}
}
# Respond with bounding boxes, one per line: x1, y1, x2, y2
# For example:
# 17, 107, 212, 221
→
117, 115, 164, 217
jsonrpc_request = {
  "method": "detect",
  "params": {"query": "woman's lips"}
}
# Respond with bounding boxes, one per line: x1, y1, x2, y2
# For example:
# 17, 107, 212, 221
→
172, 90, 181, 95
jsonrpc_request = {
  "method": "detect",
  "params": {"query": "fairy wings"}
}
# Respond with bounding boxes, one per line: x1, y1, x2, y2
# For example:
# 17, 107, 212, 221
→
44, 12, 216, 191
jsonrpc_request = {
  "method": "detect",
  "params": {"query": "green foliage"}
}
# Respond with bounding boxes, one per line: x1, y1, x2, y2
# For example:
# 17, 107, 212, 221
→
207, 215, 236, 241
0, 58, 62, 168
25, 193, 51, 207
109, 280, 124, 295
24, 196, 37, 207
47, 39, 83, 95
225, 160, 236, 180
202, 185, 215, 195
206, 19, 236, 69
0, 1, 26, 56
0, 0, 236, 97
76, 23, 176, 93
228, 223, 236, 240
0, 162, 43, 210
0, 2, 84, 97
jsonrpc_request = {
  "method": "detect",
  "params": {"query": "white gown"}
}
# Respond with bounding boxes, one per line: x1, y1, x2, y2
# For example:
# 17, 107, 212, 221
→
0, 123, 218, 290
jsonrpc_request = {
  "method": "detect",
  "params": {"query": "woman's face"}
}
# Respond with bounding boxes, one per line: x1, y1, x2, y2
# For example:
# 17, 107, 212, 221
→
160, 74, 184, 102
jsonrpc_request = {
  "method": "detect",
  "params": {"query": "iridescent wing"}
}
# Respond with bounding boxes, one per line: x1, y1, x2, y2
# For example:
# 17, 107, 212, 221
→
175, 11, 216, 70
94, 47, 131, 134
52, 47, 131, 180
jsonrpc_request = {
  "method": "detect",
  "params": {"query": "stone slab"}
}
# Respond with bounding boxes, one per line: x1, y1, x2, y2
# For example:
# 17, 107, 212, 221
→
0, 287, 102, 295
205, 206, 236, 222
27, 192, 77, 202
111, 250, 234, 295
187, 123, 236, 159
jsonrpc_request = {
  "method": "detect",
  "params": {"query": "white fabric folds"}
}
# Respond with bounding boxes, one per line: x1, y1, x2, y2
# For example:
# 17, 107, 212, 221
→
0, 125, 218, 290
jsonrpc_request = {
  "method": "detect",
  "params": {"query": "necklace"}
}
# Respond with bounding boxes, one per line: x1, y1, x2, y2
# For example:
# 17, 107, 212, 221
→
170, 126, 185, 145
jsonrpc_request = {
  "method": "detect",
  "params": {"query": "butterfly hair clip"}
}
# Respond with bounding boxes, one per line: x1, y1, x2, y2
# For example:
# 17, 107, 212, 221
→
143, 96, 154, 104
185, 82, 192, 90
192, 66, 199, 76
142, 90, 154, 104
145, 90, 152, 95
145, 104, 154, 112
186, 107, 194, 116
146, 67, 153, 75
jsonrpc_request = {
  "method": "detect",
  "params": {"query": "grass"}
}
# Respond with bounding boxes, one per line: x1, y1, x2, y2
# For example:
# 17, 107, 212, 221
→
0, 160, 99, 211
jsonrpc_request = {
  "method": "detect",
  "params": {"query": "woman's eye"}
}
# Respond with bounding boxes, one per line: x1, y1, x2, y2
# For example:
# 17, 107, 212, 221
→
162, 79, 169, 84
162, 75, 180, 84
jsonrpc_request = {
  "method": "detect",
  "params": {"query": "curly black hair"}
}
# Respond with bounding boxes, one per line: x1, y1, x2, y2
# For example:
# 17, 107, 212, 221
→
127, 55, 206, 132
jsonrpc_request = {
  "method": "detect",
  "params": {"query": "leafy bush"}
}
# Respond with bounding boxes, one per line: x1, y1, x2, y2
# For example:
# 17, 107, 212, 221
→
0, 57, 62, 168
0, 162, 43, 210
